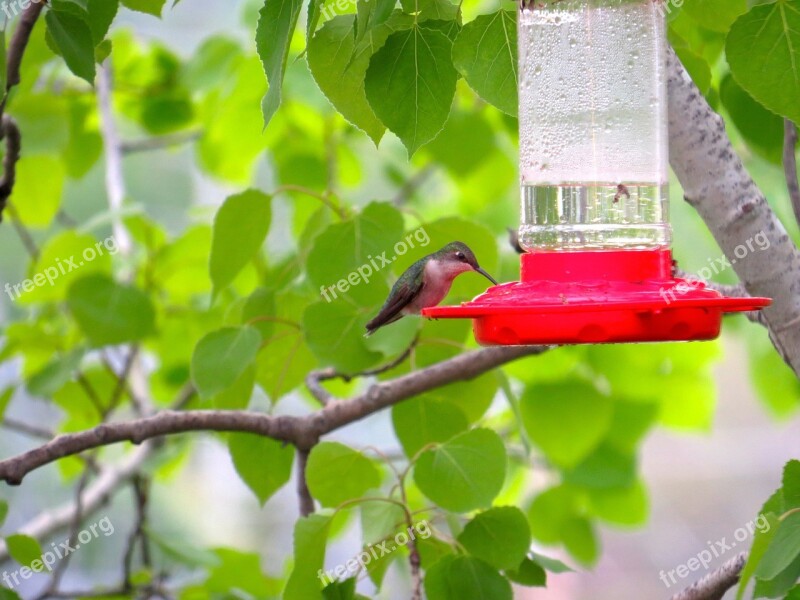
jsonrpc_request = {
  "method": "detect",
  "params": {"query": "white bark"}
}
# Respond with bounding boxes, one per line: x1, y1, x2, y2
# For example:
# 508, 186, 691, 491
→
667, 48, 800, 374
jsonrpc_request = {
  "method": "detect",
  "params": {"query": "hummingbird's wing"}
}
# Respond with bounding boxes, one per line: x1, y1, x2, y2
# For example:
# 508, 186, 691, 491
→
365, 276, 422, 336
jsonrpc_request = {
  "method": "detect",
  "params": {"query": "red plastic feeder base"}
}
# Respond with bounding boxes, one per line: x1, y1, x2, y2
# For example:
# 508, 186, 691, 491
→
422, 250, 771, 346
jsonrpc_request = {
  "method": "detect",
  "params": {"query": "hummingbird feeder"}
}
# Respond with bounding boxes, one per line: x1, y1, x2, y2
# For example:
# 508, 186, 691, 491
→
423, 0, 770, 345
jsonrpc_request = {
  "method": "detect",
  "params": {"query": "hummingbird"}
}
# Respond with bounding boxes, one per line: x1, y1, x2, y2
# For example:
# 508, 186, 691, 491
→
365, 241, 498, 336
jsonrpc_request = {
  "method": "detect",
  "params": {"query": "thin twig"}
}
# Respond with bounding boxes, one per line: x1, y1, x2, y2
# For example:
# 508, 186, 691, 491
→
34, 466, 94, 600
96, 61, 133, 258
392, 165, 435, 206
76, 373, 106, 418
305, 335, 420, 405
122, 476, 150, 590
121, 129, 202, 154
784, 119, 800, 229
274, 184, 347, 219
103, 346, 141, 417
6, 203, 38, 259
1, 418, 54, 440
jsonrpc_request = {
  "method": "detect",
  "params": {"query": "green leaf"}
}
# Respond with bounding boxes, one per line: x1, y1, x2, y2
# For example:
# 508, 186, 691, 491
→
20, 232, 112, 305
191, 326, 262, 398
587, 479, 649, 526
784, 460, 800, 509
457, 507, 531, 571
228, 433, 294, 505
13, 155, 65, 228
87, 0, 120, 43
121, 0, 166, 16
355, 0, 396, 44
563, 443, 637, 490
720, 73, 784, 165
669, 30, 713, 95
46, 9, 97, 84
413, 428, 506, 513
209, 189, 271, 298
360, 500, 406, 545
561, 518, 599, 566
748, 327, 800, 416
400, 0, 457, 22
424, 109, 496, 176
322, 578, 359, 600
727, 0, 800, 123
424, 555, 512, 600
527, 485, 580, 544
683, 0, 746, 33
284, 513, 332, 600
5, 534, 43, 569
212, 364, 256, 409
392, 396, 469, 457
520, 381, 613, 468
452, 10, 517, 116
606, 401, 659, 454
506, 557, 546, 587
755, 511, 800, 581
530, 552, 574, 573
202, 548, 281, 596
737, 512, 780, 600
754, 552, 800, 598
786, 585, 800, 599
27, 349, 84, 398
308, 15, 388, 145
306, 201, 405, 306
306, 442, 381, 507
255, 0, 303, 127
364, 25, 458, 154
0, 501, 8, 528
67, 275, 156, 346
302, 300, 384, 373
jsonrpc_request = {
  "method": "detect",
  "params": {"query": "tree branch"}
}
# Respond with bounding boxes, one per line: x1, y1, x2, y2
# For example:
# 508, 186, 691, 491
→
5, 2, 46, 94
0, 1, 46, 221
296, 449, 315, 517
667, 48, 800, 375
0, 115, 21, 221
670, 552, 747, 600
784, 120, 800, 229
0, 346, 549, 485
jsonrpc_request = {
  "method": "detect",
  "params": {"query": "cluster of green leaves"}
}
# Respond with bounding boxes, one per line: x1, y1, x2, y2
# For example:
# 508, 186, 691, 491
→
667, 0, 799, 165
738, 461, 800, 599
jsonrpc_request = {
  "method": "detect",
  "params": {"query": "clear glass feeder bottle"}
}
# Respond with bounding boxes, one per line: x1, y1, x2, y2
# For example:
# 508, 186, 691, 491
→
518, 0, 670, 251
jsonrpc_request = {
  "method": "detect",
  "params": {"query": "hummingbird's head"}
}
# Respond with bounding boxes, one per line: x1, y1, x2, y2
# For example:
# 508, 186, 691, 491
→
436, 241, 498, 285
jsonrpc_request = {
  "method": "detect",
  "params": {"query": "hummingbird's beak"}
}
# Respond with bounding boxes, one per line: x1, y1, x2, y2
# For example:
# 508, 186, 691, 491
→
475, 267, 498, 286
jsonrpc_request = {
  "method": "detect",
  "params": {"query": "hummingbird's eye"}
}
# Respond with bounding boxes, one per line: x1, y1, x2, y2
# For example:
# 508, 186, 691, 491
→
456, 252, 466, 261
